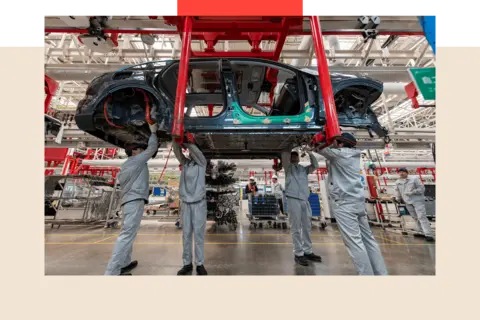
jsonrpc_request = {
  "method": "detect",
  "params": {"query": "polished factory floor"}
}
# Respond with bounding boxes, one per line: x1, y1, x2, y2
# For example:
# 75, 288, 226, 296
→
45, 213, 435, 276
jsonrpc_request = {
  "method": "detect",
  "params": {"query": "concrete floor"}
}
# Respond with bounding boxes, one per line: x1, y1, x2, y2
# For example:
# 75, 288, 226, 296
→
45, 215, 436, 275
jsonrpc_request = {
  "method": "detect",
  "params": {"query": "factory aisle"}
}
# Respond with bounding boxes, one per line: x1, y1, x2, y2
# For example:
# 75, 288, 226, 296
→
45, 218, 435, 275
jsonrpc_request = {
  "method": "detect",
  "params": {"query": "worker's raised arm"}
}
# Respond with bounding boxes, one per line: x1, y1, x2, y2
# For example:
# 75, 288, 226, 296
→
317, 147, 340, 161
412, 176, 426, 195
281, 151, 291, 170
130, 134, 159, 164
185, 143, 207, 167
306, 151, 320, 174
172, 141, 187, 165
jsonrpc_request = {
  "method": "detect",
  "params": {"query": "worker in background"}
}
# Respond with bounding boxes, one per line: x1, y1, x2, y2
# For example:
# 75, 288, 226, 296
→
394, 168, 435, 242
316, 133, 388, 276
281, 149, 323, 266
245, 177, 258, 196
271, 175, 285, 216
105, 121, 158, 276
172, 134, 208, 276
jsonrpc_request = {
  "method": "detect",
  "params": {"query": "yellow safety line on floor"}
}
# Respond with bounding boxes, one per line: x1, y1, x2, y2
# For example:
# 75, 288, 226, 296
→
92, 235, 117, 244
45, 241, 434, 246
374, 234, 404, 245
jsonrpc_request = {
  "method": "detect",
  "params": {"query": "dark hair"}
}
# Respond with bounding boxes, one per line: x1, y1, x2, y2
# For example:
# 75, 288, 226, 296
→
291, 151, 299, 157
125, 144, 147, 157
337, 132, 357, 148
398, 167, 409, 173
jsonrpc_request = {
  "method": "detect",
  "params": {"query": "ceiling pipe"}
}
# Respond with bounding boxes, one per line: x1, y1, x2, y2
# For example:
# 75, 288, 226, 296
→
290, 35, 313, 67
383, 82, 409, 95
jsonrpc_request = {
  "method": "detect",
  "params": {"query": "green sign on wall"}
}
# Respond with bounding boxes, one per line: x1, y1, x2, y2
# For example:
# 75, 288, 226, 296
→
408, 67, 436, 100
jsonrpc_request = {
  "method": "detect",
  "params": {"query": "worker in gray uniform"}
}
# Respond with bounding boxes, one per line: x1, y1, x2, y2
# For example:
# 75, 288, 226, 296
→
317, 133, 388, 275
105, 122, 158, 276
271, 175, 285, 216
281, 149, 323, 266
173, 136, 208, 276
394, 168, 435, 242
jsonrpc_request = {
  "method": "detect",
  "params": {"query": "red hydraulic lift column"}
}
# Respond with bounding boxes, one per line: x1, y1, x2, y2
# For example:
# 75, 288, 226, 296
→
309, 16, 341, 143
45, 75, 59, 114
172, 16, 193, 144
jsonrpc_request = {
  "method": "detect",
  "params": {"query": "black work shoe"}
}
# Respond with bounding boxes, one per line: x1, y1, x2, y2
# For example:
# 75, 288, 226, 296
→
304, 252, 322, 262
121, 260, 138, 274
196, 265, 208, 276
413, 233, 426, 238
119, 273, 132, 276
177, 264, 193, 275
425, 236, 435, 242
294, 255, 309, 266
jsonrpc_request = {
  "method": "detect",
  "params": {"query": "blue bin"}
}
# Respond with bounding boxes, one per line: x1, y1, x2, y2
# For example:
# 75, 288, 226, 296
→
308, 193, 321, 217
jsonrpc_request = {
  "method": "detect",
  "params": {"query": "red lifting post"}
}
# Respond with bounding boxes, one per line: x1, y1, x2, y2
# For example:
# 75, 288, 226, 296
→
45, 75, 59, 114
309, 16, 341, 143
172, 16, 193, 143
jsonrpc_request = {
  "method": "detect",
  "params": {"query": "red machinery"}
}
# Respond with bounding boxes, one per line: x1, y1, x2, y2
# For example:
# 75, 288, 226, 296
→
44, 75, 58, 114
44, 75, 70, 175
405, 81, 436, 109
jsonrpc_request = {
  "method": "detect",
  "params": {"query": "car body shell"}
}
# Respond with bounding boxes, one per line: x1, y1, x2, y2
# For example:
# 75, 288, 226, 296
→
75, 58, 387, 159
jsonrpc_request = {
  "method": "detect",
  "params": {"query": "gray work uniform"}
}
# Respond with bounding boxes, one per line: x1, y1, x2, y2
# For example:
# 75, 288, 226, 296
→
173, 142, 207, 266
272, 182, 284, 199
395, 176, 433, 237
281, 151, 319, 257
319, 147, 388, 276
105, 134, 158, 275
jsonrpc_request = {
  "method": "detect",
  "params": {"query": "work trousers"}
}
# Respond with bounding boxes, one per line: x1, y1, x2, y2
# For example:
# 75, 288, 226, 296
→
405, 202, 434, 237
105, 200, 144, 275
332, 200, 388, 275
181, 200, 207, 266
287, 197, 313, 257
277, 198, 285, 215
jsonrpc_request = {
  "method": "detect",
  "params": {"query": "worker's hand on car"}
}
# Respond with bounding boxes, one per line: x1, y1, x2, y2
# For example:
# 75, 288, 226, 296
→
149, 123, 158, 133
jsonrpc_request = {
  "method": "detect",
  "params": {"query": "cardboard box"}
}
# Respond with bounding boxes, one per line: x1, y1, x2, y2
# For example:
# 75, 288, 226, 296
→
168, 179, 179, 188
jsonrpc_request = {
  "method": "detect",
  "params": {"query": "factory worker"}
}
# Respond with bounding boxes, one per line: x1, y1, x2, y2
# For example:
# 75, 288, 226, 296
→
394, 168, 435, 242
245, 177, 258, 196
317, 133, 388, 276
271, 175, 285, 216
105, 122, 159, 276
281, 148, 323, 266
173, 135, 208, 276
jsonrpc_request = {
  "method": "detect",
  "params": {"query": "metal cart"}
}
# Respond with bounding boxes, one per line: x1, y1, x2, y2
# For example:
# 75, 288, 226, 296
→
247, 194, 288, 230
45, 175, 120, 229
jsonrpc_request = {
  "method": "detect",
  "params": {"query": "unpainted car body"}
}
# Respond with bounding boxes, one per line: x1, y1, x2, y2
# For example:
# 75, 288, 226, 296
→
75, 58, 387, 159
